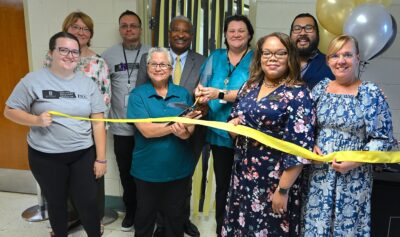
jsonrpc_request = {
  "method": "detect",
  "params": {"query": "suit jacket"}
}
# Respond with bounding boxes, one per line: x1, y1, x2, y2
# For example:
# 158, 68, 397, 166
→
136, 49, 207, 167
136, 49, 206, 96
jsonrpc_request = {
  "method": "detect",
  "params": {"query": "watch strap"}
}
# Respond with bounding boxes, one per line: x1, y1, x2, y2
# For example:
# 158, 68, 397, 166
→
278, 185, 289, 195
218, 90, 225, 99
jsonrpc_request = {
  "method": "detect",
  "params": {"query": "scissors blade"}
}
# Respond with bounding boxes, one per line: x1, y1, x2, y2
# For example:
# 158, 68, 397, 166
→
167, 102, 190, 110
165, 98, 199, 126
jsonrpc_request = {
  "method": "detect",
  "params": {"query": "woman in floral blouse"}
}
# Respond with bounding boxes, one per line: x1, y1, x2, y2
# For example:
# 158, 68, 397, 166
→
45, 11, 111, 116
222, 32, 315, 236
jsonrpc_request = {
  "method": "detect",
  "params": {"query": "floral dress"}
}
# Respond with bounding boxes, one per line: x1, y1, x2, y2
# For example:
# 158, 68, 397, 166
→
303, 79, 394, 237
77, 55, 111, 116
222, 81, 315, 237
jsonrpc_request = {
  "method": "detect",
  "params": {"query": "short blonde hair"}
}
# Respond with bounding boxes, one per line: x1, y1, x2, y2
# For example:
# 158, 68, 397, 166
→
327, 35, 359, 60
62, 11, 94, 46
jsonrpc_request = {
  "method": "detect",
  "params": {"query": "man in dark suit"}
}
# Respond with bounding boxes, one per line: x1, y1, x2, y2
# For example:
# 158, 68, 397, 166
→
136, 15, 206, 237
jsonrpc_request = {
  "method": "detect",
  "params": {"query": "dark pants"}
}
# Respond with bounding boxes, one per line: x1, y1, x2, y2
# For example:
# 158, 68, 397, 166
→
67, 166, 105, 221
156, 131, 205, 228
28, 146, 100, 237
211, 145, 234, 237
113, 135, 136, 216
134, 177, 190, 237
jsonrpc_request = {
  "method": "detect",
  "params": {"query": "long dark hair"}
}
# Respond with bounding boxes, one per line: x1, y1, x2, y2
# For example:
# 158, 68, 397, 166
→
243, 32, 302, 92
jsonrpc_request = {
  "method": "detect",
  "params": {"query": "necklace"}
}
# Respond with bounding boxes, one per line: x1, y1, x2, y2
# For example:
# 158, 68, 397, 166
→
263, 79, 282, 88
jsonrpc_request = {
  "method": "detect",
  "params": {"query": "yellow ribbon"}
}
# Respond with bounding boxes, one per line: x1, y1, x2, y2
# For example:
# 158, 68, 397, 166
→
49, 111, 400, 163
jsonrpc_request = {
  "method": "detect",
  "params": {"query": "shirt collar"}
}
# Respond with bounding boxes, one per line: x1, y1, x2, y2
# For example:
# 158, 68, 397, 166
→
146, 79, 181, 100
170, 49, 188, 63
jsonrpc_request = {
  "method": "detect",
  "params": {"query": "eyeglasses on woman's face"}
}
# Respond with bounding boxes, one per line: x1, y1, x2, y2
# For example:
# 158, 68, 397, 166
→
261, 49, 288, 59
69, 24, 91, 34
57, 47, 80, 58
328, 52, 355, 62
147, 62, 171, 70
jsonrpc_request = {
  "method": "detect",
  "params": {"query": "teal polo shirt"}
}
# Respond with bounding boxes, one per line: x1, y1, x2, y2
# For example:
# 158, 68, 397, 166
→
127, 80, 195, 182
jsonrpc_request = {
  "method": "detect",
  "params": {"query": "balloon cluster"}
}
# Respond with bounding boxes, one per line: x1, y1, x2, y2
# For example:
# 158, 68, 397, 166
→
317, 0, 397, 62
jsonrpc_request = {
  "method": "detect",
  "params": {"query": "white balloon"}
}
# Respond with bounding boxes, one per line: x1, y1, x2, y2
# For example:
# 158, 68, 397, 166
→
344, 3, 393, 61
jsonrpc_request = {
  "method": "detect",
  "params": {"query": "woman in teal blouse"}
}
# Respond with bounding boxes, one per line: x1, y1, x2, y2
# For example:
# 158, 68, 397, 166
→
194, 14, 254, 237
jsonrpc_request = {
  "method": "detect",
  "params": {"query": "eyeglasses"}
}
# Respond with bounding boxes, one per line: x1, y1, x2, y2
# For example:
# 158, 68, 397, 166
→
57, 47, 80, 58
291, 24, 315, 34
148, 62, 171, 70
261, 50, 288, 59
69, 24, 91, 34
119, 24, 141, 30
328, 52, 355, 62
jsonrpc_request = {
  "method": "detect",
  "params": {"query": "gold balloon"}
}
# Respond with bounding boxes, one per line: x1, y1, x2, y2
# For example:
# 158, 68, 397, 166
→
316, 0, 357, 35
318, 24, 338, 54
355, 0, 392, 7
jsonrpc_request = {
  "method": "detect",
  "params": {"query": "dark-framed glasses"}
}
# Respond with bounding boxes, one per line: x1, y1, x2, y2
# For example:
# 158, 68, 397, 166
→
328, 52, 355, 62
57, 47, 80, 58
261, 50, 288, 59
119, 24, 141, 30
148, 62, 171, 70
70, 24, 91, 34
292, 24, 315, 34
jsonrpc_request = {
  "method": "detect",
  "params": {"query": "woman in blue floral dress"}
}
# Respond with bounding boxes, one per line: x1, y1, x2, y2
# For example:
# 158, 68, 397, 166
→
222, 32, 315, 236
303, 35, 395, 237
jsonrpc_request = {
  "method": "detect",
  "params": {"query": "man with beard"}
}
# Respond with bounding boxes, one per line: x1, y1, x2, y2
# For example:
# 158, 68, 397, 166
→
136, 15, 206, 237
290, 13, 334, 89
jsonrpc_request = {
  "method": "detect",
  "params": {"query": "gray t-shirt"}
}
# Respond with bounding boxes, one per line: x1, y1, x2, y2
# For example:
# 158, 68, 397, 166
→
6, 68, 106, 153
102, 43, 150, 136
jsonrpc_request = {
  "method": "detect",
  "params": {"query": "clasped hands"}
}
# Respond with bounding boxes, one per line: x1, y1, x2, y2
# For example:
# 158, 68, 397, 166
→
169, 110, 202, 139
313, 145, 361, 173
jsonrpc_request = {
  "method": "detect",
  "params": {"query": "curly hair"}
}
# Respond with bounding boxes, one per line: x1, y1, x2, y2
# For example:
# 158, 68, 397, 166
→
242, 32, 302, 93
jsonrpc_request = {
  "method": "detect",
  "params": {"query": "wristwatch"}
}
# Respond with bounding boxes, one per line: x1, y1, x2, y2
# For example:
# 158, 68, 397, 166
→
277, 185, 289, 195
218, 90, 225, 99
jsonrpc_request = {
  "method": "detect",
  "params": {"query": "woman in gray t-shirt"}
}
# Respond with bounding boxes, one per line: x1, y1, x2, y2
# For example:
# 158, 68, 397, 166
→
4, 32, 106, 237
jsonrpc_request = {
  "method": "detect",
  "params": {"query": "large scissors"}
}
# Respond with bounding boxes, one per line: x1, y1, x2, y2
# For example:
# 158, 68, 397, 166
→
166, 98, 199, 126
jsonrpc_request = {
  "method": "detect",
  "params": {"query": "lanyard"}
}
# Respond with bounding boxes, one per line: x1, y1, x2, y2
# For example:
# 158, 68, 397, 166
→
224, 47, 249, 90
122, 44, 141, 89
227, 47, 249, 78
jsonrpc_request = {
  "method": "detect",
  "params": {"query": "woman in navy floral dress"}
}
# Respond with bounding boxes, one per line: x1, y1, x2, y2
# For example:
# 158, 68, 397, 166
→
303, 35, 395, 237
222, 32, 315, 237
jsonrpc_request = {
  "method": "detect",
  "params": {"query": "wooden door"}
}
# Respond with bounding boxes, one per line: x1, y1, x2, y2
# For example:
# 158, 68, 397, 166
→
0, 0, 30, 170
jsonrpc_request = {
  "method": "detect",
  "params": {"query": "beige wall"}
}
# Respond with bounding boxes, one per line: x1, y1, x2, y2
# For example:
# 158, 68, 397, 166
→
23, 0, 141, 71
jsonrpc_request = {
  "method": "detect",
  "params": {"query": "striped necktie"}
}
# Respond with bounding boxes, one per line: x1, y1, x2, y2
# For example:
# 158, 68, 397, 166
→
173, 55, 182, 85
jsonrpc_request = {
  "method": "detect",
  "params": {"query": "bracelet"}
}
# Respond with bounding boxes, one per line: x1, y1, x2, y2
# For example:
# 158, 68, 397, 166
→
95, 159, 107, 164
